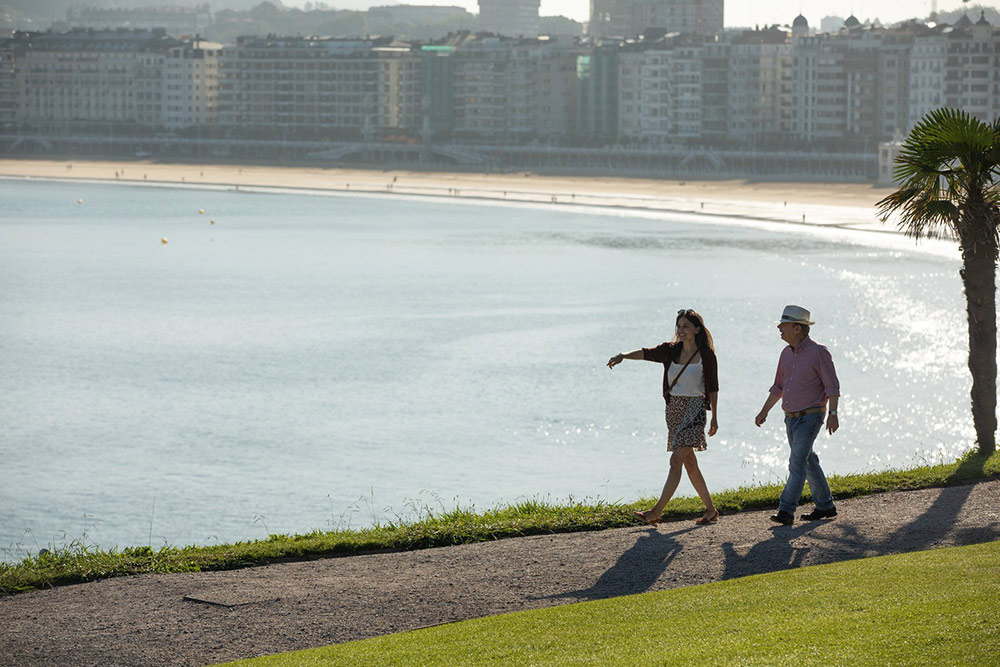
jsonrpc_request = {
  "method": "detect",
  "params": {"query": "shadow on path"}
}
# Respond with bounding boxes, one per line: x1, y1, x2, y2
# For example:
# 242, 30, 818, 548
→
721, 521, 824, 580
536, 526, 697, 602
720, 481, 999, 582
555, 483, 998, 604
882, 483, 978, 551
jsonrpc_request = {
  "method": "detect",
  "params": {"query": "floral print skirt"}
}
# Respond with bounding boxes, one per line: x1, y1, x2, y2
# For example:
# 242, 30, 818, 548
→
665, 395, 707, 451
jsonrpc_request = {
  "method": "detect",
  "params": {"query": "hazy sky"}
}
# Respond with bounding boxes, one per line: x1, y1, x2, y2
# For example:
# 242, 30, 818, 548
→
288, 0, 997, 25
716, 1, 994, 28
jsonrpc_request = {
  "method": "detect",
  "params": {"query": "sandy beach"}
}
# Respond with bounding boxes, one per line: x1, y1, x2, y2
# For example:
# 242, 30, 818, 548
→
0, 158, 901, 233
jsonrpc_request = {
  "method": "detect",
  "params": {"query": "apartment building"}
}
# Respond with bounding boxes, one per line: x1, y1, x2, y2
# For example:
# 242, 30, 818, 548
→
448, 33, 577, 141
615, 33, 720, 143
11, 28, 178, 127
842, 29, 886, 141
943, 13, 1000, 123
665, 41, 705, 139
162, 39, 221, 129
217, 35, 420, 136
450, 34, 512, 139
590, 0, 723, 40
4, 13, 998, 150
699, 40, 728, 139
909, 25, 948, 127
877, 30, 913, 139
616, 46, 642, 140
376, 44, 424, 131
478, 0, 540, 38
575, 43, 619, 141
791, 32, 848, 140
509, 37, 580, 140
0, 41, 15, 126
789, 14, 999, 144
791, 24, 888, 144
420, 43, 455, 136
589, 0, 631, 38
135, 46, 166, 126
637, 36, 704, 142
640, 0, 723, 38
728, 27, 791, 144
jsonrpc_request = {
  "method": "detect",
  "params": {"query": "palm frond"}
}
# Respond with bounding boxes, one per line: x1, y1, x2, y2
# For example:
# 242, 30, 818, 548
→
881, 108, 1000, 243
895, 110, 997, 184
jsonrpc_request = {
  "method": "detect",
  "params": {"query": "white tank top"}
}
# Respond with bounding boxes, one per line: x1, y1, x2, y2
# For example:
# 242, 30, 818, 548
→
667, 362, 704, 397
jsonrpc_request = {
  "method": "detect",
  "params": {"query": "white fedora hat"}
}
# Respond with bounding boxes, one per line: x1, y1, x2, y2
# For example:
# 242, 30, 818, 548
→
779, 305, 814, 326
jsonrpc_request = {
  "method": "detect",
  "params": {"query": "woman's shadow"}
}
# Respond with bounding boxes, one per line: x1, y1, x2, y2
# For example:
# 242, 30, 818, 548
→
534, 526, 698, 602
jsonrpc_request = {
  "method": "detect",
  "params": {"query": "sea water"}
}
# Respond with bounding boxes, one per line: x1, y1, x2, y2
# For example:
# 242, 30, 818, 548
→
0, 178, 975, 557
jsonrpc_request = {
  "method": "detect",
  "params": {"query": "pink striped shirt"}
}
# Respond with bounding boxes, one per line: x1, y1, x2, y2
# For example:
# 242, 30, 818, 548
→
768, 336, 840, 413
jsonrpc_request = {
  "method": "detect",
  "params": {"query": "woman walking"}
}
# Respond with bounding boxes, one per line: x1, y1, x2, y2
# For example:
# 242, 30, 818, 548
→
607, 309, 720, 525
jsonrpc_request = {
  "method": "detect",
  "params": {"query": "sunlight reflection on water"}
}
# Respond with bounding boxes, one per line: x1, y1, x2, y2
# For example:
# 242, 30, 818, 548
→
0, 178, 989, 556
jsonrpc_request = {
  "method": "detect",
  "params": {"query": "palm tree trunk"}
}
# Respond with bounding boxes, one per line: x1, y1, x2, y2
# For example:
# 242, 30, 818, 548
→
960, 206, 999, 455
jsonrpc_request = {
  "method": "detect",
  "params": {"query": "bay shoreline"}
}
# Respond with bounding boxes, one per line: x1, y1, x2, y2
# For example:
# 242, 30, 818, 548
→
1, 158, 901, 234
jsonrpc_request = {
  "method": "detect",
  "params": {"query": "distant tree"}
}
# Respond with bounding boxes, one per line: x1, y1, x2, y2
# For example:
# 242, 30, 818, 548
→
877, 108, 1000, 456
538, 15, 584, 36
314, 11, 366, 37
249, 2, 283, 20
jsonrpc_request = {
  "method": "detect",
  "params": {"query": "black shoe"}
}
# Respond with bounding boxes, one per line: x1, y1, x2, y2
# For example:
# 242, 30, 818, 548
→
769, 510, 794, 526
801, 507, 838, 521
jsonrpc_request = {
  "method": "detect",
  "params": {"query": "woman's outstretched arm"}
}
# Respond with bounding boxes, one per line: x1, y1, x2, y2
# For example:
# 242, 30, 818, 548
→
607, 349, 644, 369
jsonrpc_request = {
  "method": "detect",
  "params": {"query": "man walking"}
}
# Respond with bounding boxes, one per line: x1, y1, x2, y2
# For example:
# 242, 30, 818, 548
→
755, 305, 840, 526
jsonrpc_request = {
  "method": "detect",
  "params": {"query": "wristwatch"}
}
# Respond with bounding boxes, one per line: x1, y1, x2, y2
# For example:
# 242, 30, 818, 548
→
829, 411, 838, 416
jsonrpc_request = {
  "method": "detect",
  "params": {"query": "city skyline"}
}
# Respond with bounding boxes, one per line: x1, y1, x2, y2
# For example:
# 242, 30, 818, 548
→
278, 0, 991, 27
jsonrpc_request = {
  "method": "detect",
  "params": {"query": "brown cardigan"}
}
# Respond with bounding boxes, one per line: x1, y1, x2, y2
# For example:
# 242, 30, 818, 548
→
642, 342, 719, 406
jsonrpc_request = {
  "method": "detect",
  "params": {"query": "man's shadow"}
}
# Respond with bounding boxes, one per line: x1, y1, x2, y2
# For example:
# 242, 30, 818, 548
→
535, 526, 697, 602
879, 482, 986, 553
721, 521, 824, 580
540, 472, 998, 602
719, 479, 997, 581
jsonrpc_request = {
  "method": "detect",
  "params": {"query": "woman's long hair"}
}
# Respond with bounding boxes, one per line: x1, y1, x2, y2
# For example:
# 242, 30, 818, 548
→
672, 309, 715, 355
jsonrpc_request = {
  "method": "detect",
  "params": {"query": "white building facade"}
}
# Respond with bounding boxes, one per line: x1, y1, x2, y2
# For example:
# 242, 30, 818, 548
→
727, 28, 791, 144
12, 28, 177, 126
943, 16, 1000, 124
908, 28, 947, 128
162, 39, 221, 129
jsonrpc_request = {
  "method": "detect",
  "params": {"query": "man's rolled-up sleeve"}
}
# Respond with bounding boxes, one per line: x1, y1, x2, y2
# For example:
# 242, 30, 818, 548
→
768, 357, 784, 397
818, 347, 840, 397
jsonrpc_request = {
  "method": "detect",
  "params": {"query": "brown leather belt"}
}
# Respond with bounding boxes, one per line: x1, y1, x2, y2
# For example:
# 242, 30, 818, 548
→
784, 406, 826, 418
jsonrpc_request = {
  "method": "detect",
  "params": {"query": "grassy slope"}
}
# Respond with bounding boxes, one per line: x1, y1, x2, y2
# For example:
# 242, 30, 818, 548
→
2, 451, 998, 596
225, 540, 1000, 666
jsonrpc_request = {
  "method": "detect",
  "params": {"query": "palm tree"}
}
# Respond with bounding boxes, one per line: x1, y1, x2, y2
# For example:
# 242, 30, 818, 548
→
877, 108, 1000, 456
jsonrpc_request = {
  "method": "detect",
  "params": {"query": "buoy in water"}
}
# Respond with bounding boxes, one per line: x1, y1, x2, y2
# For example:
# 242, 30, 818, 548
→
77, 199, 83, 204
161, 237, 168, 244
210, 220, 215, 225
198, 209, 205, 214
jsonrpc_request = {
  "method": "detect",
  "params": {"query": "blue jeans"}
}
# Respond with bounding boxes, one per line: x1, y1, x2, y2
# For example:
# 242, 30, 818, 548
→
778, 412, 835, 514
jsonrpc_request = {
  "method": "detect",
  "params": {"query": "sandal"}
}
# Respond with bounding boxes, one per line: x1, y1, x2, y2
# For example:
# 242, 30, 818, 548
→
633, 510, 661, 525
695, 510, 719, 525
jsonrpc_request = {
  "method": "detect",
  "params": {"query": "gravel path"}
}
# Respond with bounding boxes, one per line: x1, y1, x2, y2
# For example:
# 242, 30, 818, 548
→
2, 480, 999, 666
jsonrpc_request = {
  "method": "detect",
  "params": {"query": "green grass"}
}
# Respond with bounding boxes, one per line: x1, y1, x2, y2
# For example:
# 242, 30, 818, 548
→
2, 450, 998, 597
222, 540, 1000, 666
